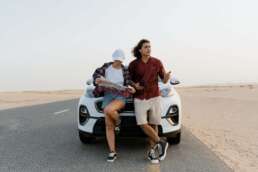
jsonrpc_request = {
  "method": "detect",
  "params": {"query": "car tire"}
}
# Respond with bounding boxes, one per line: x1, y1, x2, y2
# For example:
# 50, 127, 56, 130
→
167, 132, 181, 145
79, 130, 96, 144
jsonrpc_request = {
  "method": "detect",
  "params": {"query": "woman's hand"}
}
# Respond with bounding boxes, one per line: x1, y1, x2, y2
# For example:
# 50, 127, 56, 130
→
127, 85, 136, 94
95, 76, 105, 85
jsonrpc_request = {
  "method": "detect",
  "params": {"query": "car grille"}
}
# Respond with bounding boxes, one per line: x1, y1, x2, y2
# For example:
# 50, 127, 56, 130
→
93, 116, 163, 136
95, 99, 135, 113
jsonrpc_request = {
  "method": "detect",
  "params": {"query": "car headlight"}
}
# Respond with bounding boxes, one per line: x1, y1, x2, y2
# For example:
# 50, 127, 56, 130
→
160, 88, 174, 97
85, 88, 94, 98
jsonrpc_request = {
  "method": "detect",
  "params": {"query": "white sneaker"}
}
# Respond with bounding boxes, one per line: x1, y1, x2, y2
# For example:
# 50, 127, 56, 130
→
156, 140, 169, 161
147, 148, 159, 164
107, 152, 117, 162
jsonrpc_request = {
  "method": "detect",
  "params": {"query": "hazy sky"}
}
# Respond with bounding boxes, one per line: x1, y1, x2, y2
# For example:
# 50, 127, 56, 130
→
0, 0, 257, 91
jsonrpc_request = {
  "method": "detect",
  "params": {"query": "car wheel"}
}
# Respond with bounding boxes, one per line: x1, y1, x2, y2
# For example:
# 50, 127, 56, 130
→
167, 132, 181, 145
79, 131, 96, 144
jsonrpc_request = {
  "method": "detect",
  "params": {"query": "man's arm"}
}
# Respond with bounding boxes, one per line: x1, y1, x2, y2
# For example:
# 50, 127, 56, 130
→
163, 71, 171, 84
128, 61, 144, 90
158, 60, 171, 84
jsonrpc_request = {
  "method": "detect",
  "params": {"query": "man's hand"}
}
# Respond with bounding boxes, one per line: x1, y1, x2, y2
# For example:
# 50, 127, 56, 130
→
95, 76, 105, 85
134, 82, 144, 90
127, 85, 136, 94
163, 71, 171, 83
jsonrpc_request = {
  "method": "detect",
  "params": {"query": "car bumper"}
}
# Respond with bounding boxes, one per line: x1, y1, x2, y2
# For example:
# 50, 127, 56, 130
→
78, 116, 181, 137
78, 94, 182, 137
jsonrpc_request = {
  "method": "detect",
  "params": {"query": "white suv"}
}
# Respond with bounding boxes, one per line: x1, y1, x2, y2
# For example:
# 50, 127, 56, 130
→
77, 77, 182, 145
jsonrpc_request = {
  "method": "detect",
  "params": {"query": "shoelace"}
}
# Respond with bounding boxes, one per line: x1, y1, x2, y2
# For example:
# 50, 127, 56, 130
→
157, 143, 162, 155
152, 142, 162, 156
149, 149, 158, 159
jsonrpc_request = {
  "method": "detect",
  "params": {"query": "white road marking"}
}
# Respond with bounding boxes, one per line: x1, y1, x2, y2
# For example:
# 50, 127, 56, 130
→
53, 109, 70, 115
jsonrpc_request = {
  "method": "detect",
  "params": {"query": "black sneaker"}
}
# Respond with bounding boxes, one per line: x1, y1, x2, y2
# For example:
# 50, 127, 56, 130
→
107, 152, 117, 162
147, 148, 159, 164
114, 117, 121, 135
156, 139, 169, 161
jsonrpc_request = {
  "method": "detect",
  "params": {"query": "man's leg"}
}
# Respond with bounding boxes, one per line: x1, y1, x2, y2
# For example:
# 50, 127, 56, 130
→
135, 103, 160, 144
149, 124, 158, 148
140, 123, 160, 164
140, 124, 160, 145
134, 98, 160, 163
149, 97, 168, 161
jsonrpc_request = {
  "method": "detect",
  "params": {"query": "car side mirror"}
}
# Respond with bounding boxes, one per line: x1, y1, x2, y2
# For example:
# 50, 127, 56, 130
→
86, 79, 93, 85
170, 78, 180, 85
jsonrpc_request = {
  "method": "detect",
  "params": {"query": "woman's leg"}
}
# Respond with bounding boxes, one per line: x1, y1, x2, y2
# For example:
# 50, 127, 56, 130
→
105, 114, 116, 152
104, 100, 125, 153
104, 100, 125, 123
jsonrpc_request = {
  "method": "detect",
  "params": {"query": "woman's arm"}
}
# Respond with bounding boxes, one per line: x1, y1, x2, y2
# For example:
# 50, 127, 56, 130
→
92, 63, 110, 86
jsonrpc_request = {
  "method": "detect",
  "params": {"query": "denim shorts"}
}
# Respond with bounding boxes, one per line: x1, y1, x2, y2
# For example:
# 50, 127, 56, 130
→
101, 92, 126, 109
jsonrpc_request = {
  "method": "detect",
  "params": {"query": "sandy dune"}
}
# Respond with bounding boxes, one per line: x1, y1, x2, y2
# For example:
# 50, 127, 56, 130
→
0, 85, 258, 171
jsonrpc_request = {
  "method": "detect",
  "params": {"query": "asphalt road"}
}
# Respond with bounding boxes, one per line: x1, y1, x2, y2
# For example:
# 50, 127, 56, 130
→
0, 99, 233, 172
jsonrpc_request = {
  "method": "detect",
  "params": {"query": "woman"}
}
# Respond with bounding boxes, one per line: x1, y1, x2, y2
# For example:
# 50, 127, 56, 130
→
92, 49, 135, 162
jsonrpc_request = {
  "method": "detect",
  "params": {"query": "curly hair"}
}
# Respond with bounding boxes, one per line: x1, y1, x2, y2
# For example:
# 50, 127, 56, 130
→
132, 39, 150, 59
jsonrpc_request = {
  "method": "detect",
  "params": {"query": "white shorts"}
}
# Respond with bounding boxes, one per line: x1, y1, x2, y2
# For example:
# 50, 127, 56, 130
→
134, 96, 162, 125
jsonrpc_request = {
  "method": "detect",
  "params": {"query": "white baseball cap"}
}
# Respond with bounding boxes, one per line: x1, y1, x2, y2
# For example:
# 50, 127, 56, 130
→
112, 49, 125, 62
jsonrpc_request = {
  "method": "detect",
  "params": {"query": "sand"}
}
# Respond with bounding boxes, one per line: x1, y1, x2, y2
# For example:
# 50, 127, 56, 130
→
177, 84, 258, 172
0, 90, 83, 110
0, 85, 258, 171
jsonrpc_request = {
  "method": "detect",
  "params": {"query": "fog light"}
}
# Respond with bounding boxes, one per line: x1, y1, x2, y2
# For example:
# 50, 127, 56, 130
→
79, 105, 90, 124
166, 105, 179, 124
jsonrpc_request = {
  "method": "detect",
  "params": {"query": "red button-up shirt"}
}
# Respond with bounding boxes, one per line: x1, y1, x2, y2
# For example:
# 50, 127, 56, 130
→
128, 57, 165, 100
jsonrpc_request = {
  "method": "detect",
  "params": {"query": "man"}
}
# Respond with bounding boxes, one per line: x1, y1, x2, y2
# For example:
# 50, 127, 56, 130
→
128, 39, 171, 163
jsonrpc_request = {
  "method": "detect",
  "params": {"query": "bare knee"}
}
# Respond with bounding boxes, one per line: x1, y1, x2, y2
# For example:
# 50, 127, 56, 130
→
139, 124, 149, 130
150, 124, 158, 131
103, 106, 110, 115
104, 107, 115, 116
